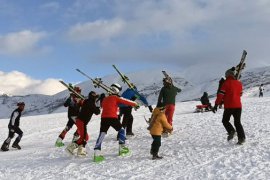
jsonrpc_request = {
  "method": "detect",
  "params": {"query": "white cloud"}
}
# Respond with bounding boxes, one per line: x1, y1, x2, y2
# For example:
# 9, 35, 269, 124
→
0, 30, 47, 56
0, 71, 66, 96
67, 18, 125, 41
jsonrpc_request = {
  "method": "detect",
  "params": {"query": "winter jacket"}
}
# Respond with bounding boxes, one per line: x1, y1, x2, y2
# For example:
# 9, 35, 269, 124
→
64, 96, 81, 117
157, 85, 181, 107
77, 98, 100, 124
119, 88, 149, 108
149, 108, 172, 136
200, 93, 210, 106
215, 76, 242, 108
8, 108, 22, 128
101, 95, 138, 118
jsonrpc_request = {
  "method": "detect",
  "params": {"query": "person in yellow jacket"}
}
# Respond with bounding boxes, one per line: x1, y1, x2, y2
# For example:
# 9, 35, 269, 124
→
148, 106, 173, 160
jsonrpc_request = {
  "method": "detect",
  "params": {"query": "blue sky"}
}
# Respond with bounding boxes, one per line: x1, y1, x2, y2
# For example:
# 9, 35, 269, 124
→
1, 0, 270, 95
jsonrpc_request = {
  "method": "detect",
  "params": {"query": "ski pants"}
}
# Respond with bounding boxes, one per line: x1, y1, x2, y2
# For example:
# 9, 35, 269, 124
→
222, 108, 246, 141
151, 135, 161, 155
165, 104, 175, 126
59, 116, 77, 140
119, 107, 133, 133
259, 92, 263, 97
75, 119, 89, 147
94, 118, 125, 150
3, 126, 23, 146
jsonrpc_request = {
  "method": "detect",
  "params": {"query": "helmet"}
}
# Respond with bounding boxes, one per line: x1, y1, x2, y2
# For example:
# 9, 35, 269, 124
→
225, 69, 235, 78
74, 86, 81, 93
110, 83, 122, 94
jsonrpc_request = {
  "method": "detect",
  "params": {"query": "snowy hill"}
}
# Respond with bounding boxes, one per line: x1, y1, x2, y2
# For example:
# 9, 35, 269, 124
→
0, 97, 269, 179
1, 67, 270, 118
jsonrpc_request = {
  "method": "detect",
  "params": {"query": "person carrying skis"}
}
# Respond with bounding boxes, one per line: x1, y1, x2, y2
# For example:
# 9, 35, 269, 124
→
212, 69, 246, 145
148, 106, 173, 160
200, 92, 212, 111
93, 83, 138, 162
118, 85, 153, 136
259, 84, 264, 97
55, 86, 82, 147
1, 102, 25, 151
157, 77, 181, 131
66, 91, 101, 156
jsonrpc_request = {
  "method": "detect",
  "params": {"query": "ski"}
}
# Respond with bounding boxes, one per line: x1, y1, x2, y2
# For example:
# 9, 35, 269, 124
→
112, 65, 136, 89
76, 69, 115, 94
59, 80, 85, 100
235, 50, 247, 80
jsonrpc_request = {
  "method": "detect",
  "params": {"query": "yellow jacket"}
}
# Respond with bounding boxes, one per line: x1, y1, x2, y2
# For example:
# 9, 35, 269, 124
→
149, 107, 173, 135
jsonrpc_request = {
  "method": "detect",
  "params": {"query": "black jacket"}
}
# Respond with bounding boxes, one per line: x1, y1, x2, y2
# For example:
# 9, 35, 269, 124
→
77, 98, 100, 124
8, 108, 22, 128
64, 96, 80, 117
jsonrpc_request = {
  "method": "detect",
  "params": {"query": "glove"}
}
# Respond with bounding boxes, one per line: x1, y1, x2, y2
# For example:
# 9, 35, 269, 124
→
134, 104, 140, 110
148, 105, 153, 113
212, 104, 218, 113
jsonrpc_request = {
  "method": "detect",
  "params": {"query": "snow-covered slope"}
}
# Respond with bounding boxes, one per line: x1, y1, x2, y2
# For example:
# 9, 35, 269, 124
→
1, 66, 270, 118
0, 97, 269, 179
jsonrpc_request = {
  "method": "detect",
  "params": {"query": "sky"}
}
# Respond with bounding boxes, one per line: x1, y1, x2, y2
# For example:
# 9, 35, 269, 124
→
1, 0, 270, 95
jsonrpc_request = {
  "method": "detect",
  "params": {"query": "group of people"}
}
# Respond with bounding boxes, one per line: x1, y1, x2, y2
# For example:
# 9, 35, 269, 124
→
2, 66, 259, 158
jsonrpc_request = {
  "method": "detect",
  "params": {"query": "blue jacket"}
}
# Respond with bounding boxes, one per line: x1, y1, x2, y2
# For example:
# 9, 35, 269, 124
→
119, 88, 148, 107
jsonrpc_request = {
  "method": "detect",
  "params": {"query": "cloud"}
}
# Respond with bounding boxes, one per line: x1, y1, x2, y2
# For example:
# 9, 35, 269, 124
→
0, 71, 66, 95
0, 30, 47, 56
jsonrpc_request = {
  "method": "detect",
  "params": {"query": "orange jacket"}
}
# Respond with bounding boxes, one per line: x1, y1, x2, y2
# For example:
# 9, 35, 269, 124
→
149, 108, 173, 136
101, 95, 137, 118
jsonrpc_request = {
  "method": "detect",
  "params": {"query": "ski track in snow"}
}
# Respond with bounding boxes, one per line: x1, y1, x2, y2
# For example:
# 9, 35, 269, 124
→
0, 97, 270, 180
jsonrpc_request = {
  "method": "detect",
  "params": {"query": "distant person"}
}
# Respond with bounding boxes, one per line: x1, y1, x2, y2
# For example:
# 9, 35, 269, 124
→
148, 106, 173, 160
213, 69, 246, 145
66, 91, 101, 156
1, 102, 25, 151
93, 83, 138, 162
200, 92, 212, 111
55, 86, 82, 147
118, 85, 153, 137
259, 84, 264, 97
157, 77, 181, 131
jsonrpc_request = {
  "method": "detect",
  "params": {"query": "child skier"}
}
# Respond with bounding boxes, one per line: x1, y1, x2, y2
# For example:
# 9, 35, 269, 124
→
1, 102, 25, 151
66, 91, 100, 156
93, 83, 138, 162
55, 86, 82, 147
148, 106, 173, 160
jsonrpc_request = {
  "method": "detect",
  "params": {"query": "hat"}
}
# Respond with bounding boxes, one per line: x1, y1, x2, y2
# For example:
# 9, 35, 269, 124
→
74, 86, 81, 93
225, 69, 235, 78
17, 102, 25, 106
110, 83, 122, 94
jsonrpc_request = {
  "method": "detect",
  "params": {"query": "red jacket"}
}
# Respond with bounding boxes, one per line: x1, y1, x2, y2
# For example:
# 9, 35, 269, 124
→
215, 76, 243, 108
101, 95, 137, 118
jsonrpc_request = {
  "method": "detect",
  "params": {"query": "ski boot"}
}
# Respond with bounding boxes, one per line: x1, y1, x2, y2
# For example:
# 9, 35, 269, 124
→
66, 142, 78, 155
55, 137, 65, 147
93, 150, 105, 162
1, 142, 9, 151
152, 153, 163, 160
77, 145, 87, 157
12, 142, 21, 150
236, 138, 246, 145
119, 144, 130, 156
227, 130, 235, 141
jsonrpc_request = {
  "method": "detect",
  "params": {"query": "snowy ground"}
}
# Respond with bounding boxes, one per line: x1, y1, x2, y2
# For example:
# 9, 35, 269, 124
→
0, 97, 270, 180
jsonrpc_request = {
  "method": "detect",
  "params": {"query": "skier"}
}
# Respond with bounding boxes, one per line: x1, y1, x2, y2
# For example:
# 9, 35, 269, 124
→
55, 86, 82, 147
118, 85, 153, 136
213, 69, 246, 145
157, 77, 181, 133
259, 84, 264, 97
1, 102, 25, 151
148, 106, 173, 160
66, 91, 101, 156
93, 83, 138, 162
200, 92, 212, 111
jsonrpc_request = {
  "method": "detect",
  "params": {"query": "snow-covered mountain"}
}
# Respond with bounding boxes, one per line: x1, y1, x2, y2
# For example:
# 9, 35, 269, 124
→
0, 67, 269, 119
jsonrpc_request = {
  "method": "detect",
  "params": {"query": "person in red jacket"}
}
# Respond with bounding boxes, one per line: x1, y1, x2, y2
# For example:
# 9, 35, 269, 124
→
93, 83, 138, 162
213, 69, 246, 145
